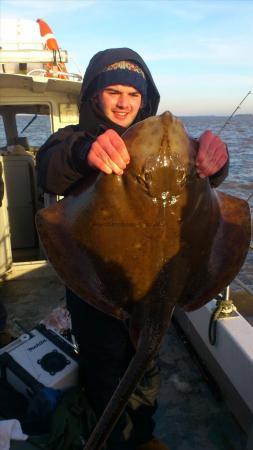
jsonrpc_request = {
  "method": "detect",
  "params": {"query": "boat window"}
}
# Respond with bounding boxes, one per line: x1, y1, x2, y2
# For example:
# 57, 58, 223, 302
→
0, 104, 51, 153
16, 110, 51, 151
0, 115, 7, 148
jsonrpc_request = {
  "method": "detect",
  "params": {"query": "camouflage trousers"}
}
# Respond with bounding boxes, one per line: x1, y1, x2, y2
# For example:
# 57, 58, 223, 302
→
66, 289, 160, 450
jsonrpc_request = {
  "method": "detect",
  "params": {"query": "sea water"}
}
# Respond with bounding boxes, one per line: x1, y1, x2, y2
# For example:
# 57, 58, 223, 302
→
182, 115, 253, 291
182, 114, 253, 203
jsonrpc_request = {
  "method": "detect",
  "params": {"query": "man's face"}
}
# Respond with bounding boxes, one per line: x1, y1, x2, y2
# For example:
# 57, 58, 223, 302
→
97, 84, 142, 128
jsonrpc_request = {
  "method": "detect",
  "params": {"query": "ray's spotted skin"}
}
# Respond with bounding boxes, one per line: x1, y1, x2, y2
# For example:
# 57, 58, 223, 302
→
36, 111, 251, 450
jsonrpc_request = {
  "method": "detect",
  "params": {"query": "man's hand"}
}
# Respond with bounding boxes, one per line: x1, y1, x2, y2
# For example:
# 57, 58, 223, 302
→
196, 130, 228, 178
87, 129, 130, 175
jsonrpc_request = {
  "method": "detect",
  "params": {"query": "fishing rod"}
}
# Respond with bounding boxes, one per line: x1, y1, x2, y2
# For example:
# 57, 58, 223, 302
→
217, 88, 252, 136
208, 89, 252, 344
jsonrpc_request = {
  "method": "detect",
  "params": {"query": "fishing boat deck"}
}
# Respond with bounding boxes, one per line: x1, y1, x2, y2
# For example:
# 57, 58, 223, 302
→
1, 260, 251, 450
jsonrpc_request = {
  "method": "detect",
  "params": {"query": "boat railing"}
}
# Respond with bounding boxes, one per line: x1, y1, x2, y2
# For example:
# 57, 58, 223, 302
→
27, 68, 82, 81
0, 48, 68, 64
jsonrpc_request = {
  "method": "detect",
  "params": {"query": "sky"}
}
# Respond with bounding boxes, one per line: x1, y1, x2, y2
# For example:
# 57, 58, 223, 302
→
0, 0, 253, 116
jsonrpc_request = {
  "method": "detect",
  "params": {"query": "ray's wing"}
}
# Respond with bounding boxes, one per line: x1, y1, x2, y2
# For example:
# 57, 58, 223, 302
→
179, 191, 251, 311
36, 190, 128, 320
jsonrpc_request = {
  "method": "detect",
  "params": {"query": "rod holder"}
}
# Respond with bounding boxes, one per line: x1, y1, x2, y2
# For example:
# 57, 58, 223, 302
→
216, 286, 238, 317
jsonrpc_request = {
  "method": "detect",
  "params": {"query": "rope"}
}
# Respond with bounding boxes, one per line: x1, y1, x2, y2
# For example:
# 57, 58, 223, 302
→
21, 114, 38, 134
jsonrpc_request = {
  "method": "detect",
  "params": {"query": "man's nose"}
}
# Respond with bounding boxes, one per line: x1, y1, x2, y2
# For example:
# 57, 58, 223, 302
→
117, 94, 129, 108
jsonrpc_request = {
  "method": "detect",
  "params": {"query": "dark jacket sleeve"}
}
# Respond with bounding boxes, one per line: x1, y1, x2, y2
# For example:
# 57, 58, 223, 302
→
36, 125, 96, 195
209, 150, 229, 188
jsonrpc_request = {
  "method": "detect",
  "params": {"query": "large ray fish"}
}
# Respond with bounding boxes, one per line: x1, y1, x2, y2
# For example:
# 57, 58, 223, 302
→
36, 111, 251, 449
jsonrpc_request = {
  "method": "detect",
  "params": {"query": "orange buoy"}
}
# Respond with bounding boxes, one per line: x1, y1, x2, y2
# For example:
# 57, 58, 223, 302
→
36, 18, 68, 79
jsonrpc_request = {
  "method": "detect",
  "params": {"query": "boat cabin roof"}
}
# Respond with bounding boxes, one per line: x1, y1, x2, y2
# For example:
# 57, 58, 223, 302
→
0, 72, 81, 96
0, 72, 82, 137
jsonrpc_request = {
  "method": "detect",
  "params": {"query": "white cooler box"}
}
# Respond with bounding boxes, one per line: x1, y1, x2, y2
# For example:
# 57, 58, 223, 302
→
0, 325, 79, 399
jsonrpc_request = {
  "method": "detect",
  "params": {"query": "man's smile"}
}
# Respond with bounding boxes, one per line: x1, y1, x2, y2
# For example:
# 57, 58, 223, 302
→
113, 111, 129, 116
98, 85, 142, 127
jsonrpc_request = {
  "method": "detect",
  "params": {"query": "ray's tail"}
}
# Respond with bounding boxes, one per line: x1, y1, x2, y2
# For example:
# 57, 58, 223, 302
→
84, 303, 174, 450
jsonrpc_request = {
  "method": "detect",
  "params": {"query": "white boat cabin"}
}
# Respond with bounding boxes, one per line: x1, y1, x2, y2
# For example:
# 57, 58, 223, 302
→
0, 20, 82, 274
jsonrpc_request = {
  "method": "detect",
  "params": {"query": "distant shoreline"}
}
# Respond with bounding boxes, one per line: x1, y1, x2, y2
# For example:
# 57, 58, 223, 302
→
178, 113, 253, 118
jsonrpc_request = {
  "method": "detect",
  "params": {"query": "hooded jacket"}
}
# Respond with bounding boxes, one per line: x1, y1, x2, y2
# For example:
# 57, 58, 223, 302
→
36, 48, 160, 195
36, 47, 228, 195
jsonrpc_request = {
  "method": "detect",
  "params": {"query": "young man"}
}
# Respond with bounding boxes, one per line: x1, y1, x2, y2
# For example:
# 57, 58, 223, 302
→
36, 48, 228, 450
